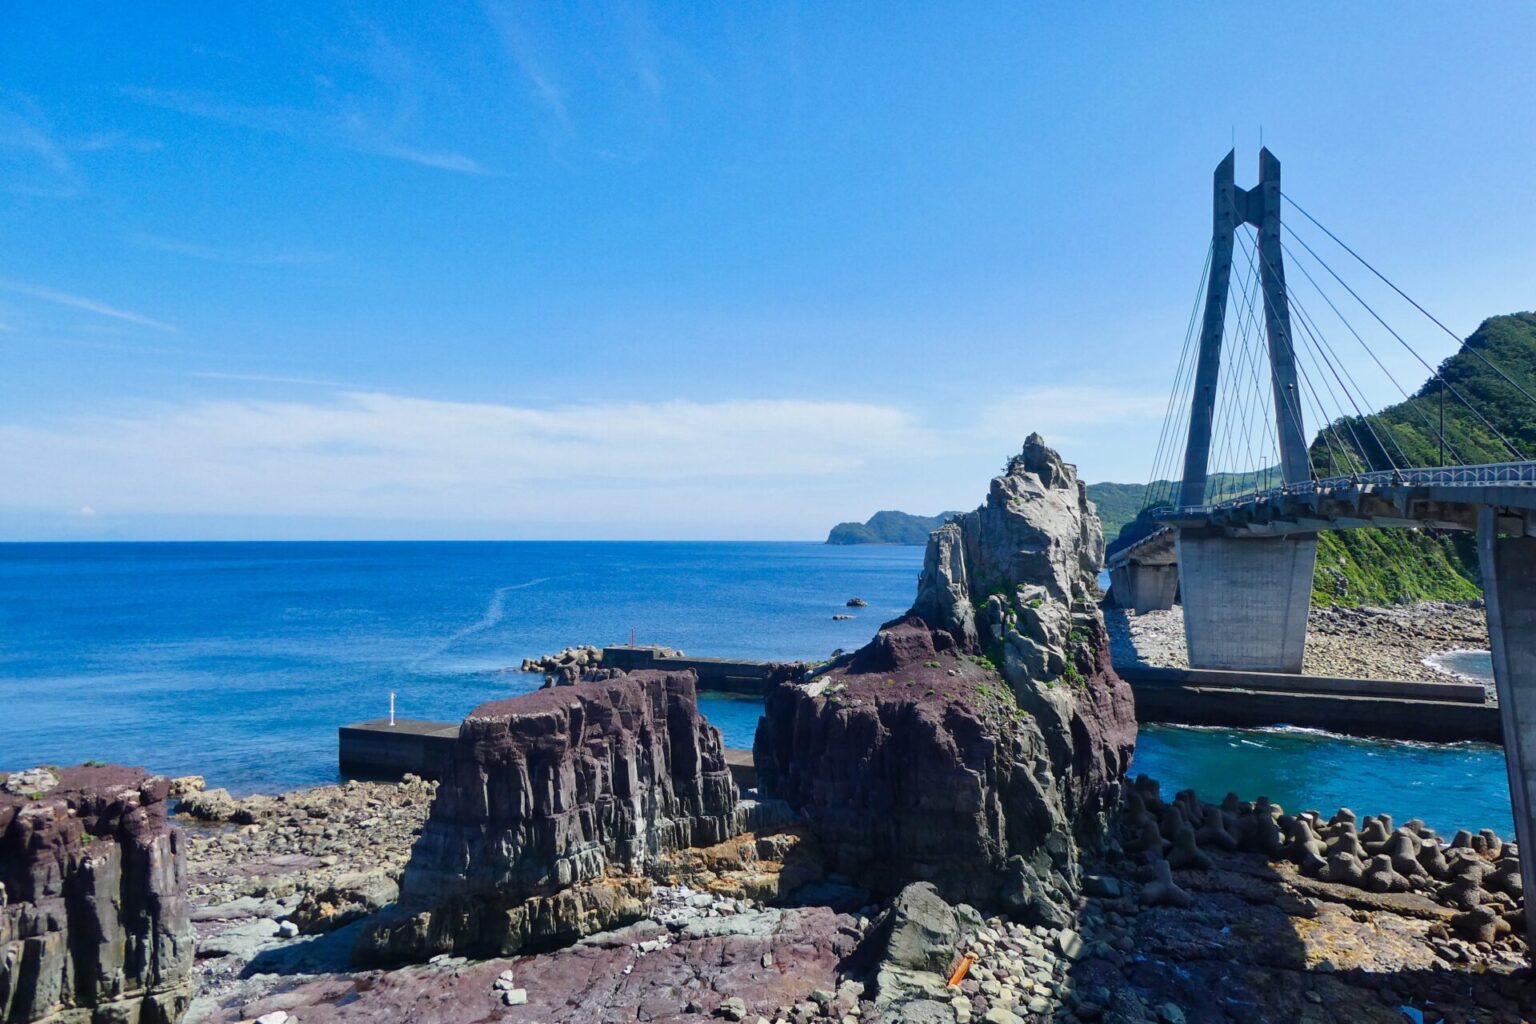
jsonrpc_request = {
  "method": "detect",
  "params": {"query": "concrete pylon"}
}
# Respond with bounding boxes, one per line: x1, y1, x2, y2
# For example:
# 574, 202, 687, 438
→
1478, 508, 1536, 939
1175, 150, 1315, 673
1179, 148, 1311, 505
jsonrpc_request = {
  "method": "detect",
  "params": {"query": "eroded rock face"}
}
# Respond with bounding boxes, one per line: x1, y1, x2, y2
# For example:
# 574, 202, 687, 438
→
0, 765, 193, 1024
357, 669, 739, 963
755, 434, 1136, 924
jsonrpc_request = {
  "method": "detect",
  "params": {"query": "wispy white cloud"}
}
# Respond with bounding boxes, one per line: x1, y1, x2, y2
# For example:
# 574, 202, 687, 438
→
0, 392, 938, 530
481, 2, 573, 134
121, 84, 493, 176
0, 280, 175, 332
190, 371, 370, 388
130, 233, 335, 266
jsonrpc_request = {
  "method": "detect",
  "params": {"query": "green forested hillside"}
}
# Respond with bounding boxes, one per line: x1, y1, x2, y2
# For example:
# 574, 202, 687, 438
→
1092, 312, 1536, 607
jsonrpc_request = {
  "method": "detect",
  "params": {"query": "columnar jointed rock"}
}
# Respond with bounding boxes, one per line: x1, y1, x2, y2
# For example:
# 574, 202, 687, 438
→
755, 435, 1136, 924
0, 765, 193, 1024
356, 669, 740, 963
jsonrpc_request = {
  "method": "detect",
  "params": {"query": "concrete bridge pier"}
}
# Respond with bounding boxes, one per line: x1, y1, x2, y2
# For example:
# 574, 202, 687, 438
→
1109, 563, 1178, 613
1478, 508, 1536, 938
1177, 529, 1317, 672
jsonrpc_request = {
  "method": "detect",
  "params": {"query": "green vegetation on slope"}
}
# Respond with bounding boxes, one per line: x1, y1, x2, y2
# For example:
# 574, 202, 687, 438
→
1312, 529, 1480, 606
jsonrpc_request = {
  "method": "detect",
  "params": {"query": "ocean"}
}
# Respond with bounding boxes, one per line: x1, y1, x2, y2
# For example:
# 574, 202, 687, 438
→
0, 542, 1513, 835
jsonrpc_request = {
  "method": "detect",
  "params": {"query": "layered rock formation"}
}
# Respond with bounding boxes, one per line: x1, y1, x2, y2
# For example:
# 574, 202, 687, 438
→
755, 434, 1136, 925
356, 669, 740, 963
0, 765, 193, 1024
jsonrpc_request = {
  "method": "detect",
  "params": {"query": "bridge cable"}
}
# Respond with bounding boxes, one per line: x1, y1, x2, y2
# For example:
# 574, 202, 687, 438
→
1281, 223, 1525, 461
1143, 240, 1213, 511
1281, 271, 1409, 471
1223, 229, 1274, 498
1245, 226, 1386, 473
1284, 264, 1406, 472
1232, 226, 1330, 486
1231, 226, 1298, 491
1280, 236, 1462, 466
1284, 193, 1536, 413
1210, 230, 1263, 502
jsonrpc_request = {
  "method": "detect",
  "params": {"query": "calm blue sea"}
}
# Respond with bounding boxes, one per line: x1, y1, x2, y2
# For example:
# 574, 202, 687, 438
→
1, 542, 918, 793
0, 542, 1514, 835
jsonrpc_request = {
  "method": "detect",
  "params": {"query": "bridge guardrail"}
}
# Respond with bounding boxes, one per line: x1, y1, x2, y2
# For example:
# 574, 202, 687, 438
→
1148, 460, 1536, 519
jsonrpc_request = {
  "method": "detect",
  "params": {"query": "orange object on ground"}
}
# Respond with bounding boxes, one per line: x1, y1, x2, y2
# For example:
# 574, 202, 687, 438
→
947, 953, 976, 987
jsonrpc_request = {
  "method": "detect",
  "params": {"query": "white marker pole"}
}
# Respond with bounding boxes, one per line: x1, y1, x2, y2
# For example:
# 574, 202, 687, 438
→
389, 691, 396, 727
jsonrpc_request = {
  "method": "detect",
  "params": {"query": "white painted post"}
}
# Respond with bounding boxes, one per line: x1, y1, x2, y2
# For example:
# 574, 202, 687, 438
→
389, 691, 396, 727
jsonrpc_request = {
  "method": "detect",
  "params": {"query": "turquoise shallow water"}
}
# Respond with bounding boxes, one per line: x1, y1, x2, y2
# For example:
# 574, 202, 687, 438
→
1133, 723, 1512, 838
0, 541, 1516, 837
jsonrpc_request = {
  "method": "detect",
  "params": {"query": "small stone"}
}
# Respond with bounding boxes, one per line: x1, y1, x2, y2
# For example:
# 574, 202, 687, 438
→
255, 1014, 289, 1024
1158, 1003, 1186, 1024
984, 1007, 1023, 1024
720, 996, 748, 1021
275, 920, 299, 939
761, 952, 774, 967
502, 988, 528, 1006
1055, 928, 1085, 960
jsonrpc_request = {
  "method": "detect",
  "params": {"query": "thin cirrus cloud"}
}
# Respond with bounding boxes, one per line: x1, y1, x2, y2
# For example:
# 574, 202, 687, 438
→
120, 85, 494, 176
0, 279, 175, 332
130, 233, 335, 267
0, 391, 937, 525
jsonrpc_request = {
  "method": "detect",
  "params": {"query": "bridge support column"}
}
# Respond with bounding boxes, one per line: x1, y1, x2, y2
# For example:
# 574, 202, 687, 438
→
1478, 510, 1536, 939
1110, 563, 1178, 613
1177, 531, 1316, 672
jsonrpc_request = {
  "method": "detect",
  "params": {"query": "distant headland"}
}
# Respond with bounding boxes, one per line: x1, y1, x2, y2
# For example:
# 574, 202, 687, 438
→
824, 509, 960, 545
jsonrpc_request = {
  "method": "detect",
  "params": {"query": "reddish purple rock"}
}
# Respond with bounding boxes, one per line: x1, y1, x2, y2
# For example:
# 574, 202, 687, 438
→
357, 669, 739, 963
755, 436, 1137, 923
0, 765, 193, 1023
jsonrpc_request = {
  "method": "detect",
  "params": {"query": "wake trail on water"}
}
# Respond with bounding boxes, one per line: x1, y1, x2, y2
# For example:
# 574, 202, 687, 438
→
410, 579, 551, 667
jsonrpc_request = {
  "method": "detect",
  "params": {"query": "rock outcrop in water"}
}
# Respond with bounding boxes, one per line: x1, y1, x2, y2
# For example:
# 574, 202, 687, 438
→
755, 434, 1136, 925
356, 669, 740, 963
0, 765, 193, 1024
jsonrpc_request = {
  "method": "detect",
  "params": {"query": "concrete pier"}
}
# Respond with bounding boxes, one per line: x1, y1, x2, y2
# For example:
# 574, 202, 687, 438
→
338, 718, 459, 780
1177, 531, 1316, 672
1478, 509, 1536, 937
600, 646, 795, 696
1109, 563, 1178, 613
1120, 665, 1498, 744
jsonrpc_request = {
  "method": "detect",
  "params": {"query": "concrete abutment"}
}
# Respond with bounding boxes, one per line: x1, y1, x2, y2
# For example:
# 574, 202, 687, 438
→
1177, 529, 1316, 673
1109, 562, 1178, 613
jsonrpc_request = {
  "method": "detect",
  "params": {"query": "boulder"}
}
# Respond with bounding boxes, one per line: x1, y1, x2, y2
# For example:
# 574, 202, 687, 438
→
0, 764, 193, 1023
755, 435, 1135, 922
356, 669, 738, 963
289, 869, 400, 935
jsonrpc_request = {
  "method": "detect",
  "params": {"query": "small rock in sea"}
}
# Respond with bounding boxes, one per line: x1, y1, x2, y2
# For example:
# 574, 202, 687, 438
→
832, 613, 854, 620
846, 597, 868, 607
1158, 1003, 1187, 1024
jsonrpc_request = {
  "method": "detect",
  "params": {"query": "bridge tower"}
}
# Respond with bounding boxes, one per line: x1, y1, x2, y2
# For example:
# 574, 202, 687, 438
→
1177, 149, 1318, 672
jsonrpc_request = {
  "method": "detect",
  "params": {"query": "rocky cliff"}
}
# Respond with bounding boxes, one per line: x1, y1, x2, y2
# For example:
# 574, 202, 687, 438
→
356, 669, 740, 963
755, 434, 1136, 925
0, 765, 193, 1024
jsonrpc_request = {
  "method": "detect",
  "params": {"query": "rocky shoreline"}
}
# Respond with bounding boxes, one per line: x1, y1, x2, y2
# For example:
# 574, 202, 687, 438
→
4, 436, 1529, 1024
1105, 601, 1492, 692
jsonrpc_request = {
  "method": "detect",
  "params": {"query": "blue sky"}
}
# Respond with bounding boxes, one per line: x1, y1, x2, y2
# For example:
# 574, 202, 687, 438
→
2, 3, 1534, 539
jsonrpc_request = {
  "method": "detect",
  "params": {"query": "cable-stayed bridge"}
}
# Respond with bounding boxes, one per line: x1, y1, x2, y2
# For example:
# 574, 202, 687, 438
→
1104, 150, 1536, 925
